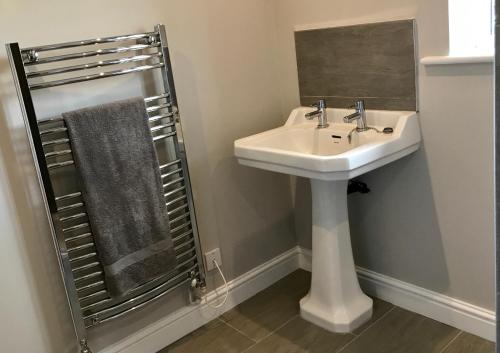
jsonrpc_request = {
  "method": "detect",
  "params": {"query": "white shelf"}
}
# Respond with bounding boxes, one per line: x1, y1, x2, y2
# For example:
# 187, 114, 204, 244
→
420, 55, 494, 65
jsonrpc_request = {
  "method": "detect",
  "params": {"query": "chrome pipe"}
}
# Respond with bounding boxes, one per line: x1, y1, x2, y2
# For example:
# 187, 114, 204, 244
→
167, 203, 189, 216
25, 43, 160, 66
40, 126, 68, 135
144, 93, 169, 102
163, 177, 184, 189
22, 32, 158, 53
175, 247, 195, 260
170, 220, 191, 234
166, 194, 188, 208
45, 150, 72, 158
153, 131, 176, 142
164, 185, 186, 199
29, 63, 164, 90
77, 281, 105, 292
162, 167, 183, 179
85, 265, 198, 325
60, 212, 87, 223
47, 160, 74, 170
146, 102, 172, 113
173, 238, 195, 251
65, 233, 92, 243
159, 159, 181, 170
170, 212, 190, 225
57, 202, 84, 213
62, 223, 90, 233
42, 137, 69, 147
27, 53, 163, 78
148, 112, 174, 123
172, 229, 194, 243
74, 271, 103, 283
150, 122, 174, 133
55, 191, 82, 202
68, 243, 94, 253
72, 262, 100, 273
79, 290, 108, 302
70, 252, 97, 263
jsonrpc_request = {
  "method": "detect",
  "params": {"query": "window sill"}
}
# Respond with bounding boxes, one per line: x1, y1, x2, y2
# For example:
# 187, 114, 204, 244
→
420, 55, 493, 66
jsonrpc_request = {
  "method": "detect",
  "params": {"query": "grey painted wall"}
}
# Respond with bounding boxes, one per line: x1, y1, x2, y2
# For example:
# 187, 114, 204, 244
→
295, 20, 417, 111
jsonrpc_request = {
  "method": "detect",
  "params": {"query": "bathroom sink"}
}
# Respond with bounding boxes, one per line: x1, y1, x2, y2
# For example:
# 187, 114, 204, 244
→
234, 106, 421, 334
234, 107, 421, 180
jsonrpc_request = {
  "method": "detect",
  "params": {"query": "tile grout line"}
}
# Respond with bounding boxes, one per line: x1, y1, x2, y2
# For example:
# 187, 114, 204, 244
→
239, 314, 300, 353
216, 317, 258, 344
438, 331, 463, 353
336, 306, 396, 353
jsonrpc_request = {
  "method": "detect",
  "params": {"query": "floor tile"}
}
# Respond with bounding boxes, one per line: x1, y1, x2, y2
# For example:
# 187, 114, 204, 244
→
244, 315, 355, 353
442, 332, 495, 353
158, 319, 254, 353
353, 298, 394, 334
339, 307, 459, 353
220, 270, 310, 341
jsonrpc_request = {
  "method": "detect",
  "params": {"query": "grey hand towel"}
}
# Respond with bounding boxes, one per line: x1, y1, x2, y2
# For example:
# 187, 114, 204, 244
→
63, 97, 176, 297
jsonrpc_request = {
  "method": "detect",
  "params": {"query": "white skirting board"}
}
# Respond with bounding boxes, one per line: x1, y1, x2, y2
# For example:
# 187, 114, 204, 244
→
98, 247, 300, 353
100, 246, 495, 352
298, 247, 495, 341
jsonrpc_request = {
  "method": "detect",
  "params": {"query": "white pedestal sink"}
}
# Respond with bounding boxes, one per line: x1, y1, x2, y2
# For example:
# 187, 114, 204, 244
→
234, 107, 421, 332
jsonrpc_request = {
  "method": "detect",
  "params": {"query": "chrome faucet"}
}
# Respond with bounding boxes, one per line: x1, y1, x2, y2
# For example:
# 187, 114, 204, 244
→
305, 99, 329, 128
343, 100, 368, 131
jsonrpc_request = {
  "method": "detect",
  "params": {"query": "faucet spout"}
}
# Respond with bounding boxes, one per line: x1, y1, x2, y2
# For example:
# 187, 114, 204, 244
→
343, 100, 368, 131
306, 99, 329, 128
343, 112, 361, 123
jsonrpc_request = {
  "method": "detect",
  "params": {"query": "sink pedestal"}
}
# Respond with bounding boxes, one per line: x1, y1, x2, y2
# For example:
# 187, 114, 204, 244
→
300, 179, 373, 333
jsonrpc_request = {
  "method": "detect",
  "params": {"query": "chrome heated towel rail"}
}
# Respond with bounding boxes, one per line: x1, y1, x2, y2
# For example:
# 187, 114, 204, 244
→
6, 25, 206, 353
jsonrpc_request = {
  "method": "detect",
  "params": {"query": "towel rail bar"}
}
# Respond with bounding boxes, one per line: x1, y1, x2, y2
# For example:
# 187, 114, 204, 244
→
160, 159, 182, 170
77, 281, 105, 293
80, 255, 198, 314
24, 43, 161, 66
21, 32, 157, 53
60, 212, 87, 223
37, 93, 171, 125
30, 63, 165, 90
8, 25, 205, 353
68, 243, 94, 253
27, 53, 163, 78
168, 203, 189, 217
88, 267, 199, 326
72, 261, 100, 273
147, 102, 172, 113
163, 177, 185, 189
162, 168, 183, 179
66, 233, 92, 243
75, 271, 103, 283
70, 253, 97, 263
166, 194, 188, 208
58, 203, 84, 212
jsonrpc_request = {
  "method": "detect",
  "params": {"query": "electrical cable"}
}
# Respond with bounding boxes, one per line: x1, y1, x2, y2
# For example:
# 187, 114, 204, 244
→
205, 259, 229, 309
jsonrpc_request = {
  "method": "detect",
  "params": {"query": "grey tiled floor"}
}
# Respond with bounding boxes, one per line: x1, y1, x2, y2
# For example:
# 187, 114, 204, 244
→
158, 270, 494, 353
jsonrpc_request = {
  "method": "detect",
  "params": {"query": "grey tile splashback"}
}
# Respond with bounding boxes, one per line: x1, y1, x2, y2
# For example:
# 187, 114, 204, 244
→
295, 19, 417, 111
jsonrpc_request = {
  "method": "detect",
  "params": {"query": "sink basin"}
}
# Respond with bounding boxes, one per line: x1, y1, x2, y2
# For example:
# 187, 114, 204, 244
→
235, 107, 421, 180
234, 106, 421, 333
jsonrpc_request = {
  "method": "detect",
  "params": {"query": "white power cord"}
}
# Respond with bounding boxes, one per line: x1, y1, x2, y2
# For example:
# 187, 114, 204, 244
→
206, 259, 229, 309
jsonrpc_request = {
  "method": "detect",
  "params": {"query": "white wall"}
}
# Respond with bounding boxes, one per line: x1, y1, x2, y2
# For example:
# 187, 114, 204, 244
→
0, 1, 296, 352
272, 0, 495, 310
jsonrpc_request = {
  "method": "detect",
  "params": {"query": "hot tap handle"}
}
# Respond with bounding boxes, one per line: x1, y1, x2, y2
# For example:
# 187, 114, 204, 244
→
310, 99, 326, 109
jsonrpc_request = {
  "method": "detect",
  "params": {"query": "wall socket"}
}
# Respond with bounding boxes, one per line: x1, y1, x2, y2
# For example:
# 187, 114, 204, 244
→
204, 248, 222, 271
